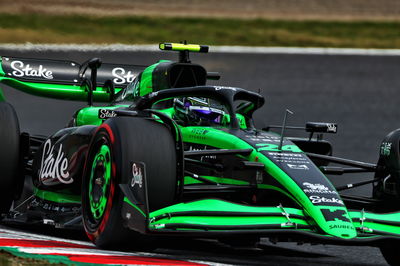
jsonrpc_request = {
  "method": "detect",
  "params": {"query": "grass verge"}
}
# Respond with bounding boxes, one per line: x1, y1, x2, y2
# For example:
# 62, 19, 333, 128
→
0, 13, 399, 48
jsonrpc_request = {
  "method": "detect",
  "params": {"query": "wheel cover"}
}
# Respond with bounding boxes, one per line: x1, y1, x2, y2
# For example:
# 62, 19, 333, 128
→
88, 144, 111, 220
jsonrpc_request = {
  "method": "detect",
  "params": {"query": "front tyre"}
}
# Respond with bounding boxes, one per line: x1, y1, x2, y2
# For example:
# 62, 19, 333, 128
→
82, 117, 177, 249
0, 102, 20, 214
380, 244, 400, 266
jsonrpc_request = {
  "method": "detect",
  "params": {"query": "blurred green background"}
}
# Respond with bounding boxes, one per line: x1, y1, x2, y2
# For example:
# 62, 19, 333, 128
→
0, 0, 399, 48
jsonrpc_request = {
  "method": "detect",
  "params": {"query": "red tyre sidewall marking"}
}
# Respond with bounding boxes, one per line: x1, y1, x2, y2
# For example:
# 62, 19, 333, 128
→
85, 123, 116, 242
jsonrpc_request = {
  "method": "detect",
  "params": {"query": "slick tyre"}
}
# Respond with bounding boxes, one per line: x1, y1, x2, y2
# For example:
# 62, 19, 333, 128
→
82, 117, 177, 249
0, 102, 20, 214
380, 244, 400, 266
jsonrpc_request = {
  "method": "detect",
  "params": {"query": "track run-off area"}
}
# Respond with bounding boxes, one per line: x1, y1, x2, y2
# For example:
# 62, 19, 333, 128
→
0, 44, 399, 265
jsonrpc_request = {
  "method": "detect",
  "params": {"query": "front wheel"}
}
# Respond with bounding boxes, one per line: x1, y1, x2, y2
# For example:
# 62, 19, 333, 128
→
380, 244, 400, 266
82, 117, 177, 249
0, 102, 20, 214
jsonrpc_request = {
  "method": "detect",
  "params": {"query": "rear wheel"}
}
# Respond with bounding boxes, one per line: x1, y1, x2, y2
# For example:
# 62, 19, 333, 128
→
82, 117, 177, 249
0, 102, 20, 214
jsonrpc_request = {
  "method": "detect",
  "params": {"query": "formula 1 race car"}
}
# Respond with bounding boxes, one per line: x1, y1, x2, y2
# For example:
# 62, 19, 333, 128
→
1, 43, 400, 265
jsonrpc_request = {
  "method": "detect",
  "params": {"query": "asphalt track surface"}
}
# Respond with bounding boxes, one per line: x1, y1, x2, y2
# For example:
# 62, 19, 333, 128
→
0, 48, 398, 265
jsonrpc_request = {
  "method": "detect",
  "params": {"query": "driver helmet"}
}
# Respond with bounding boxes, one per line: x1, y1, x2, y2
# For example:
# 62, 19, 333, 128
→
173, 97, 226, 126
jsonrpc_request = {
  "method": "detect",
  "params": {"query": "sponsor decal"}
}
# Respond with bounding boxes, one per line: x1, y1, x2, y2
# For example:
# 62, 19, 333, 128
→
187, 145, 216, 160
112, 67, 136, 85
256, 171, 263, 184
321, 208, 351, 223
189, 129, 209, 140
268, 152, 309, 164
287, 164, 309, 170
327, 123, 337, 133
380, 142, 392, 156
191, 129, 209, 135
309, 195, 343, 205
131, 163, 143, 188
30, 198, 79, 213
302, 182, 337, 195
98, 109, 117, 119
9, 60, 53, 80
39, 140, 72, 184
329, 224, 355, 230
246, 134, 281, 143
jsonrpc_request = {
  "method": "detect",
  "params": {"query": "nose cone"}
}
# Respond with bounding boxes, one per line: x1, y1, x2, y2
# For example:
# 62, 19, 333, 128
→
314, 206, 357, 239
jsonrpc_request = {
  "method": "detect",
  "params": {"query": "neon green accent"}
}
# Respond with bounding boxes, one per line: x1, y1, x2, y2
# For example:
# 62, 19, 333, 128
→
160, 43, 203, 52
151, 199, 306, 218
76, 105, 127, 126
184, 176, 203, 185
0, 77, 120, 102
123, 197, 146, 217
158, 107, 176, 117
150, 216, 309, 230
89, 144, 111, 220
137, 62, 158, 97
349, 211, 400, 235
184, 175, 250, 186
180, 126, 355, 239
149, 199, 309, 230
221, 113, 247, 129
33, 187, 80, 204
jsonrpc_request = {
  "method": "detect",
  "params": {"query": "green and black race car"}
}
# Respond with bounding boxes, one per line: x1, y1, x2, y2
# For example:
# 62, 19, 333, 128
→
0, 43, 400, 265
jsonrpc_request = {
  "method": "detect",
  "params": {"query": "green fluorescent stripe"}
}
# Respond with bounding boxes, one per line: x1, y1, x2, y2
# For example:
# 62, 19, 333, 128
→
184, 176, 203, 185
34, 187, 80, 204
139, 63, 157, 96
202, 176, 249, 185
0, 77, 121, 102
123, 197, 146, 217
150, 199, 306, 218
184, 175, 250, 185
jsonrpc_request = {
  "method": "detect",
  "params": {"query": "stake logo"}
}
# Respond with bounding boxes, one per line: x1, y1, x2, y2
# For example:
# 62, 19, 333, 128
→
39, 140, 72, 184
10, 60, 53, 80
112, 67, 136, 84
309, 195, 343, 205
98, 109, 117, 119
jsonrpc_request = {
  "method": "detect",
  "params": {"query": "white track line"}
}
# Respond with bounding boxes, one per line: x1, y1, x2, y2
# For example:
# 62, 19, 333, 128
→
0, 43, 399, 56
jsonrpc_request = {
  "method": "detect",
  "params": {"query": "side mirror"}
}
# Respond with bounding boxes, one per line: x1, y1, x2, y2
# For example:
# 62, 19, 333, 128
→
103, 79, 115, 102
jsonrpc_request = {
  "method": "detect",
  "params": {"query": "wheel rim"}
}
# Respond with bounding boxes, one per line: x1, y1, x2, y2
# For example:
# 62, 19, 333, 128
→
88, 143, 111, 221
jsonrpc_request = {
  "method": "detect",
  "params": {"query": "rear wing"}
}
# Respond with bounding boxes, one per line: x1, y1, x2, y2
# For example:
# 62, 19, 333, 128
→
0, 56, 146, 102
